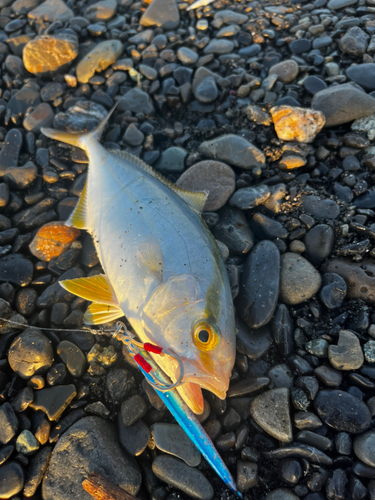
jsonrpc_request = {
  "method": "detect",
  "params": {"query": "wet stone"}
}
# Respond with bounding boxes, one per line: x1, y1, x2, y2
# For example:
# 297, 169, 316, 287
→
43, 417, 141, 499
57, 341, 86, 378
229, 185, 270, 210
315, 390, 371, 433
0, 461, 24, 498
199, 134, 265, 170
250, 388, 292, 443
238, 240, 280, 329
176, 161, 235, 211
272, 305, 294, 357
296, 430, 332, 452
335, 432, 352, 455
152, 423, 201, 467
152, 455, 214, 500
29, 384, 77, 421
279, 458, 302, 485
0, 403, 18, 444
303, 196, 339, 220
8, 329, 53, 379
120, 394, 148, 427
328, 330, 364, 370
294, 411, 322, 430
280, 253, 321, 306
118, 418, 150, 456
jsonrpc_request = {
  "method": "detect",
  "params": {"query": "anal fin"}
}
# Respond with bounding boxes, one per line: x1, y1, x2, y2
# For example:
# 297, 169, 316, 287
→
60, 274, 118, 306
84, 303, 124, 325
67, 180, 89, 229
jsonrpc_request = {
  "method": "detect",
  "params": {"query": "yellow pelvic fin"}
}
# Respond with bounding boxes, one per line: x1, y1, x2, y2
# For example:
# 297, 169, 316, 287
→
67, 180, 88, 230
108, 149, 208, 215
60, 274, 118, 306
41, 102, 118, 151
84, 303, 124, 325
136, 235, 163, 282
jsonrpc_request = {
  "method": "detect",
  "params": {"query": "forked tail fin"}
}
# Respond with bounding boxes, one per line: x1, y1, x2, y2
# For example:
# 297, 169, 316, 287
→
41, 102, 118, 150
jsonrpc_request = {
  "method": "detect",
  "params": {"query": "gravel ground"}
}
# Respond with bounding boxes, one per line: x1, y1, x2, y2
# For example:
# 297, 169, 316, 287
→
1, 0, 375, 498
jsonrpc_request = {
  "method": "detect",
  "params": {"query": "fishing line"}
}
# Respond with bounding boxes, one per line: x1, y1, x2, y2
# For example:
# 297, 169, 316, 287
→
0, 317, 184, 392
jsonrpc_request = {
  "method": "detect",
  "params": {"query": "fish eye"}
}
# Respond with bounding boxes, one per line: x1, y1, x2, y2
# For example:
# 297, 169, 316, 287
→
193, 321, 219, 351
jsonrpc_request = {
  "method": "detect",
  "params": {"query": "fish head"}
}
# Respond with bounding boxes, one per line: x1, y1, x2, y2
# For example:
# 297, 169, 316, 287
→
142, 273, 236, 414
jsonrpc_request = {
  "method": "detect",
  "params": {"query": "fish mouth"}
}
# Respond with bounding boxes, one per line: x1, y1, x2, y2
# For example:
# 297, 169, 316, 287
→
181, 359, 229, 401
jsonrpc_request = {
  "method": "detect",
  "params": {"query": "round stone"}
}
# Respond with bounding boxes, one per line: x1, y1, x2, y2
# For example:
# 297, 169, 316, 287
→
57, 341, 86, 378
0, 462, 24, 498
354, 430, 375, 467
269, 60, 299, 84
8, 328, 54, 379
194, 77, 218, 104
176, 161, 235, 211
177, 47, 199, 64
279, 253, 322, 306
314, 390, 371, 433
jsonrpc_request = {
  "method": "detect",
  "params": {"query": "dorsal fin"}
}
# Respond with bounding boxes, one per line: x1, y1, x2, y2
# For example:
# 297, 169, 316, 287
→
67, 179, 89, 230
108, 149, 208, 215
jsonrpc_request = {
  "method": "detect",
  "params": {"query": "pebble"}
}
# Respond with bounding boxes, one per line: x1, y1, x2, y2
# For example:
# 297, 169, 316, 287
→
323, 259, 375, 304
236, 318, 273, 361
263, 444, 332, 466
265, 489, 300, 500
269, 60, 299, 84
29, 385, 77, 421
140, 0, 179, 30
194, 77, 218, 103
177, 47, 199, 65
0, 403, 18, 444
312, 84, 375, 127
270, 106, 325, 143
304, 224, 334, 266
0, 461, 24, 498
4, 162, 38, 190
176, 161, 235, 211
23, 446, 52, 497
229, 185, 270, 210
315, 365, 343, 387
28, 0, 74, 22
212, 207, 254, 254
120, 394, 148, 427
250, 388, 292, 442
85, 0, 117, 21
119, 87, 155, 116
152, 423, 201, 467
339, 27, 369, 57
328, 330, 364, 370
155, 147, 186, 173
347, 63, 375, 91
303, 195, 339, 220
238, 240, 280, 329
8, 329, 54, 379
279, 253, 322, 306
57, 340, 86, 378
76, 40, 122, 84
237, 461, 258, 492
16, 429, 40, 455
315, 390, 371, 433
29, 222, 80, 262
23, 34, 78, 75
364, 341, 375, 363
152, 455, 214, 500
203, 40, 234, 55
199, 135, 265, 170
118, 417, 150, 456
354, 430, 375, 467
0, 129, 22, 172
42, 417, 141, 499
23, 103, 54, 133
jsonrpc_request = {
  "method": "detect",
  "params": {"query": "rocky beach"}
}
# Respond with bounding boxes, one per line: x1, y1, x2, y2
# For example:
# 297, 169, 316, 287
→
1, 0, 375, 498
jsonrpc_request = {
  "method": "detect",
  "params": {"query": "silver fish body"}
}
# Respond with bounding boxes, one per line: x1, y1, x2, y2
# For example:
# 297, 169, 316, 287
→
42, 118, 236, 414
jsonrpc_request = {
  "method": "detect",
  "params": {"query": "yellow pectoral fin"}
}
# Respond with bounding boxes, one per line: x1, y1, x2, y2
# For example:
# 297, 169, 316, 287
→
67, 180, 88, 230
84, 303, 124, 325
60, 274, 118, 306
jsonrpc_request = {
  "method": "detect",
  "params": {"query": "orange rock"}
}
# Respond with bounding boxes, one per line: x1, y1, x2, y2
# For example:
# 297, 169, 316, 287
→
270, 105, 325, 143
29, 222, 80, 262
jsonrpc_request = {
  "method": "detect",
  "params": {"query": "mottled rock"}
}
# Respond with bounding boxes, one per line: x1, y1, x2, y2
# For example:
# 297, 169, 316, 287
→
280, 253, 321, 305
270, 106, 325, 143
42, 417, 141, 499
29, 222, 80, 262
76, 40, 122, 84
250, 388, 292, 442
339, 27, 369, 57
23, 34, 78, 75
176, 161, 235, 211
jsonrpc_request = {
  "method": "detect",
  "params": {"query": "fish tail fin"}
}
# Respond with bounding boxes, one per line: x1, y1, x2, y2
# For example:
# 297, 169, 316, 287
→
41, 102, 118, 150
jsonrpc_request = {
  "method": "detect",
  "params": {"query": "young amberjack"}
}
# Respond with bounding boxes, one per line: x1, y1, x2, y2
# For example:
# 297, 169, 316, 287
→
42, 109, 236, 414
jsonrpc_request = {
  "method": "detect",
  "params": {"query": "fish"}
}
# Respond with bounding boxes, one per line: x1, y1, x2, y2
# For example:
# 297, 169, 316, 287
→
41, 108, 236, 415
